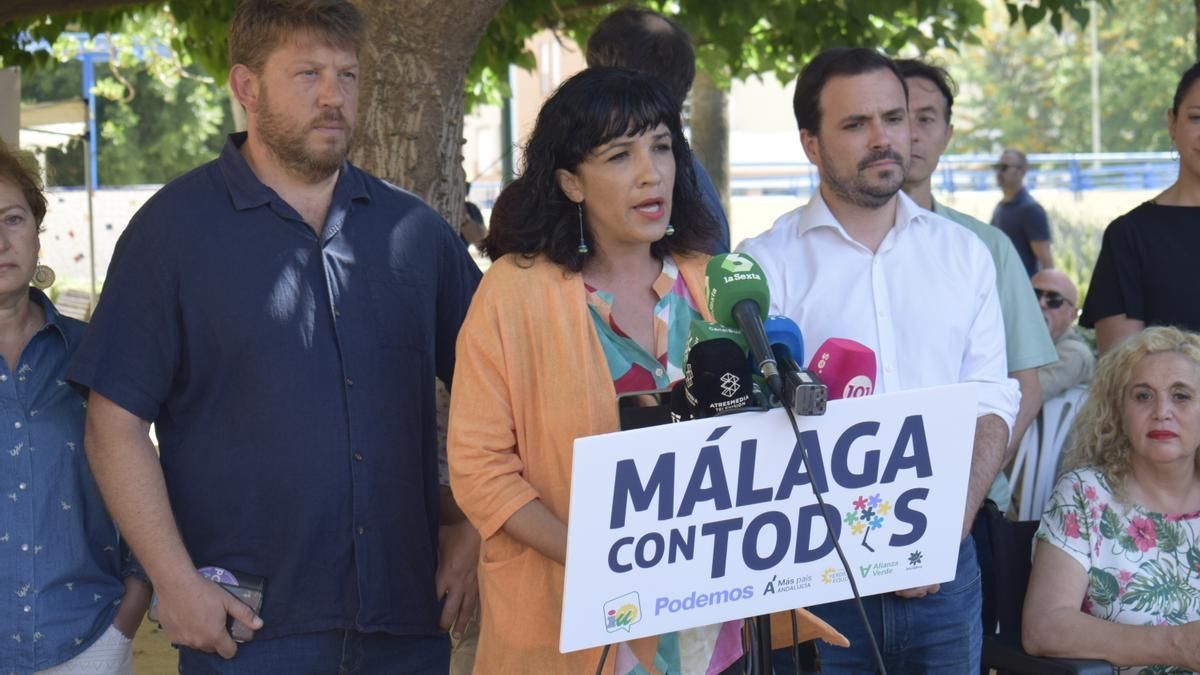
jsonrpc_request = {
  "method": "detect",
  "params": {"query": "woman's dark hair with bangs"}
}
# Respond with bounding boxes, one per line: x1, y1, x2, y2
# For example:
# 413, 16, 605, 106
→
482, 67, 718, 272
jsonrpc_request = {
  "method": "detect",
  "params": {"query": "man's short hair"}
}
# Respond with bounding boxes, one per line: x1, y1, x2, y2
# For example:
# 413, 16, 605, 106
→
585, 7, 695, 108
792, 47, 907, 136
229, 0, 366, 74
895, 59, 956, 124
1002, 148, 1028, 167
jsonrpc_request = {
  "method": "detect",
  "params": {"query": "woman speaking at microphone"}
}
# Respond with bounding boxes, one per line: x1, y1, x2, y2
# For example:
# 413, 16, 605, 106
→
449, 67, 841, 673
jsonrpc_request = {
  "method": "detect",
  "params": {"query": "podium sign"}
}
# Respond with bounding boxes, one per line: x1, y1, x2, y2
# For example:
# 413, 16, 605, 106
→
560, 384, 978, 653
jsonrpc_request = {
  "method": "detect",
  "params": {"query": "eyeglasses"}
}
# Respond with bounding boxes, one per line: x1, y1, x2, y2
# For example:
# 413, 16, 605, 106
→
1034, 288, 1073, 309
994, 163, 1022, 172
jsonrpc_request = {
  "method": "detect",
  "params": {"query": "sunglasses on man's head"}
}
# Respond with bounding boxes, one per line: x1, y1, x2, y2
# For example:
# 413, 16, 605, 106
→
1034, 288, 1072, 309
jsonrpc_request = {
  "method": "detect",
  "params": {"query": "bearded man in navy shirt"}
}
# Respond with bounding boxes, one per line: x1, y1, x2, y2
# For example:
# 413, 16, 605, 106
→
67, 1, 481, 672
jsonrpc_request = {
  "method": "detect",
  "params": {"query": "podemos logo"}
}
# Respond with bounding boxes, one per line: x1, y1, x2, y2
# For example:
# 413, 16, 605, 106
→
603, 591, 642, 633
654, 585, 754, 616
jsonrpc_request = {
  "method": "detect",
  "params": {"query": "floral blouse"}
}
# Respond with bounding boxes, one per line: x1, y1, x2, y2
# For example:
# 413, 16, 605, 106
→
1036, 467, 1200, 675
585, 256, 742, 674
584, 255, 700, 393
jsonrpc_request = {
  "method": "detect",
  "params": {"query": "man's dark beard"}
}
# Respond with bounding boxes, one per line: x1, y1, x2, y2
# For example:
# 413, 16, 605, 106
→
257, 89, 353, 183
820, 146, 906, 209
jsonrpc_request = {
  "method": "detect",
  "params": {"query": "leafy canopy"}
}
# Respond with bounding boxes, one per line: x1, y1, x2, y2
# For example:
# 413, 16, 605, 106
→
2, 0, 1104, 108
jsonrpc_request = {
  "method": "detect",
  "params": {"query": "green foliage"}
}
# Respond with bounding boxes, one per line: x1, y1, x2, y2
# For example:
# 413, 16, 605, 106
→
942, 0, 1193, 154
466, 0, 1102, 109
3, 0, 1105, 113
0, 0, 236, 81
17, 10, 231, 186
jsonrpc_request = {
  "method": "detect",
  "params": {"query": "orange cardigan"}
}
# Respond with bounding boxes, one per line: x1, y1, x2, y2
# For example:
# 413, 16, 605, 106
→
448, 253, 845, 674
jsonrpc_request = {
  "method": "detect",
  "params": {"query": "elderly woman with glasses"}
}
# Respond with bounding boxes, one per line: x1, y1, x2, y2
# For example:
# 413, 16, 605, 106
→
1023, 326, 1200, 672
1081, 63, 1200, 355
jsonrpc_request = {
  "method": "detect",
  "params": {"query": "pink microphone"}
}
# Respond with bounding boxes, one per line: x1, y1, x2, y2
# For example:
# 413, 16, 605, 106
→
808, 338, 876, 400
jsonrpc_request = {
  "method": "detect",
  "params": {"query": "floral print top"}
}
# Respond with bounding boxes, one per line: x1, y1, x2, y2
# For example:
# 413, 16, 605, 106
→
585, 256, 742, 674
1036, 467, 1200, 675
585, 255, 702, 392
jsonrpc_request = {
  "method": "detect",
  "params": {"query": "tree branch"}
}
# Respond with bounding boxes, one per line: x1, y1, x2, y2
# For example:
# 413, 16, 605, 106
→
0, 0, 151, 24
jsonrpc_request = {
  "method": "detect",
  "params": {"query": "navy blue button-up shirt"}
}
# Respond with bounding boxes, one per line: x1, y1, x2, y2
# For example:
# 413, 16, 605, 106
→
1, 290, 131, 673
67, 134, 481, 640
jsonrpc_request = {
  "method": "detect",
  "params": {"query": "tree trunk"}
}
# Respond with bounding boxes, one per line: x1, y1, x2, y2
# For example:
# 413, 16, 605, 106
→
351, 0, 504, 227
688, 70, 730, 219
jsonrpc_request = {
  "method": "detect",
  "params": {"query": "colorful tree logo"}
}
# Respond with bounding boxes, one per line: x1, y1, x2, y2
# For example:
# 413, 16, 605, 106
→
844, 493, 892, 552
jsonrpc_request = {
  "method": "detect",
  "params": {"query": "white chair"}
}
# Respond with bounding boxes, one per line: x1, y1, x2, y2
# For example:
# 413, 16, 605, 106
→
1011, 385, 1089, 521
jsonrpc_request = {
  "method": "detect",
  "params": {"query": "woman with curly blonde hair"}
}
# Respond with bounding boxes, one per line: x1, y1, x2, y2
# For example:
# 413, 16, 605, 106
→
1023, 326, 1200, 673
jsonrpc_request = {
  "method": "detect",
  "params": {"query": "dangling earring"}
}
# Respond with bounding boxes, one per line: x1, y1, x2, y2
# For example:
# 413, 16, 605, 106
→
664, 223, 676, 236
31, 263, 55, 290
575, 203, 589, 255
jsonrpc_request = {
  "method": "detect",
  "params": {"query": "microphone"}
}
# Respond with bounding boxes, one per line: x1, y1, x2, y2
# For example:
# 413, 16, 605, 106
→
764, 315, 827, 415
685, 319, 748, 362
807, 338, 877, 400
765, 315, 804, 368
705, 253, 782, 402
683, 337, 755, 418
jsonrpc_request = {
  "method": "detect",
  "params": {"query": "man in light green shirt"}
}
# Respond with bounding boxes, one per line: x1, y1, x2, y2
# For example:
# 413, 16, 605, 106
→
896, 59, 1057, 512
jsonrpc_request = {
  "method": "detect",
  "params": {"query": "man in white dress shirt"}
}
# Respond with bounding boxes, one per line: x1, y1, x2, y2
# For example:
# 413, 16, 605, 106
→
737, 47, 1019, 674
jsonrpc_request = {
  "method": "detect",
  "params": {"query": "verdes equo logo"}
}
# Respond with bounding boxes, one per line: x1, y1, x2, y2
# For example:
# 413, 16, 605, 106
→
604, 591, 642, 633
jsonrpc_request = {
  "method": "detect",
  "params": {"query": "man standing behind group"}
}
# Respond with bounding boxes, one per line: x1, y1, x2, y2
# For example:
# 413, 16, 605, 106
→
67, 1, 481, 672
738, 48, 1018, 673
898, 59, 1056, 513
992, 148, 1053, 275
585, 7, 731, 251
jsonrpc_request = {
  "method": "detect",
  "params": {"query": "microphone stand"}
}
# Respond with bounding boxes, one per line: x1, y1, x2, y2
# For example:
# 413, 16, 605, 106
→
744, 372, 827, 675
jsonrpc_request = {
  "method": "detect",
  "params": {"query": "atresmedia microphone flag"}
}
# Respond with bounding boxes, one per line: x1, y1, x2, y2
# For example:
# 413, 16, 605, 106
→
683, 337, 754, 418
705, 253, 783, 401
808, 337, 877, 400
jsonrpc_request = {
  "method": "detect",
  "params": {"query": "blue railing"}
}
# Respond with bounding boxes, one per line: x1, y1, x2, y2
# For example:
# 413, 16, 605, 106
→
467, 152, 1179, 207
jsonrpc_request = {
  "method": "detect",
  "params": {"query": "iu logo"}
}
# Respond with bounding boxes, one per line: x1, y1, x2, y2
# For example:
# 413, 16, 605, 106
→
842, 375, 874, 398
719, 373, 740, 398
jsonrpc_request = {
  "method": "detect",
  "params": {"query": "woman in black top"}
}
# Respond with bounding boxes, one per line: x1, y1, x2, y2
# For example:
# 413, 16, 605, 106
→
1081, 62, 1200, 354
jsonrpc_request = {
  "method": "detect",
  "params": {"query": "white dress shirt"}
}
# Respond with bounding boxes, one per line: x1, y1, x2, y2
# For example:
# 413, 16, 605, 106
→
737, 189, 1020, 434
